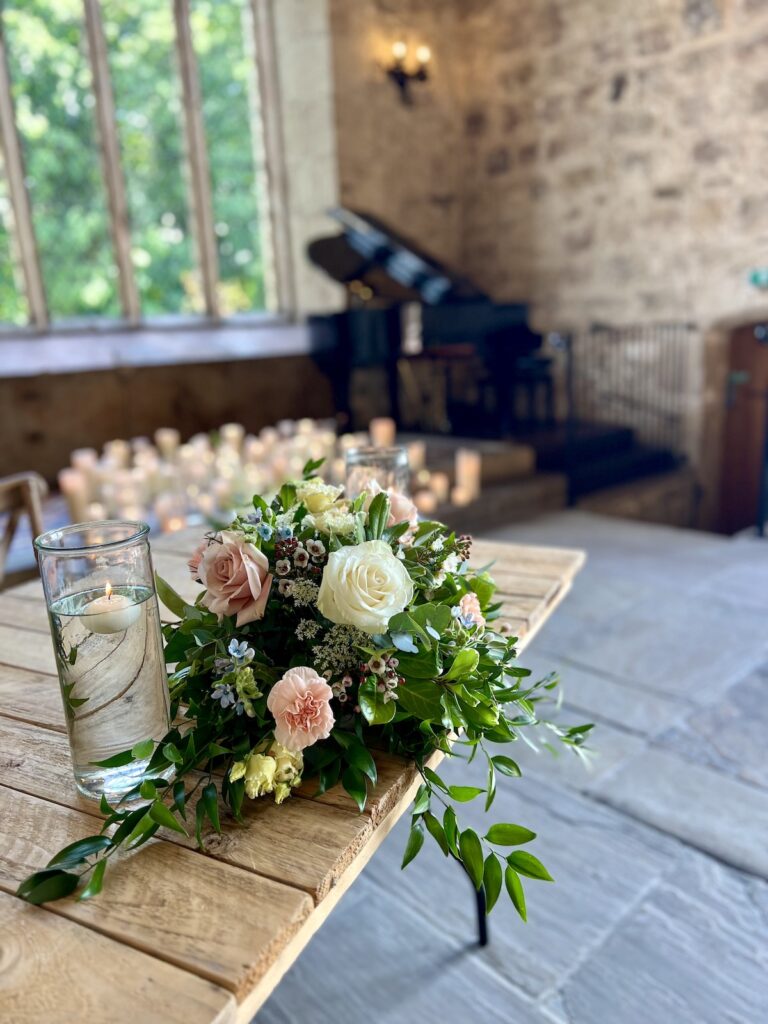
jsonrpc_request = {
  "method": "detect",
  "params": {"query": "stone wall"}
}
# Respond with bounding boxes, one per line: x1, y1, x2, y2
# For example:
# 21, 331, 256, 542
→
329, 0, 768, 329
328, 0, 466, 267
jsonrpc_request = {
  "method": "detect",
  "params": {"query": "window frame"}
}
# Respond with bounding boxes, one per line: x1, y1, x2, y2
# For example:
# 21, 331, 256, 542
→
0, 0, 292, 335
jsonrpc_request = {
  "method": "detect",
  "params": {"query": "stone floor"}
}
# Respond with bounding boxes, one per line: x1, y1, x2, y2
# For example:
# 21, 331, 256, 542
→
258, 511, 768, 1024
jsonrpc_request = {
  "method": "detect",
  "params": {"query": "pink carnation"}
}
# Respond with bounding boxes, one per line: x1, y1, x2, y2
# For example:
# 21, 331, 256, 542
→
459, 592, 485, 628
267, 666, 335, 752
197, 530, 273, 627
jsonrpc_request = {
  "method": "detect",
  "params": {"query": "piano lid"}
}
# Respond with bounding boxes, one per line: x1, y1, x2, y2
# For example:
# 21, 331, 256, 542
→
307, 206, 486, 306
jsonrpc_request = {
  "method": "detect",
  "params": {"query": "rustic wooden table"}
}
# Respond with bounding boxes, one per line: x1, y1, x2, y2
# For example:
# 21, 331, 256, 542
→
0, 528, 584, 1024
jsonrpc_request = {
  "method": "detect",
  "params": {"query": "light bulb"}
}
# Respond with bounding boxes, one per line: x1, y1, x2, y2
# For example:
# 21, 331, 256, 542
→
415, 45, 431, 65
392, 40, 407, 61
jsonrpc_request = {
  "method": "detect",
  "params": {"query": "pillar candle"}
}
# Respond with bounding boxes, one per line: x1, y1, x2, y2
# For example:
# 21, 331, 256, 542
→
429, 471, 450, 504
455, 448, 482, 501
155, 427, 180, 461
370, 417, 396, 447
58, 468, 89, 523
407, 440, 426, 472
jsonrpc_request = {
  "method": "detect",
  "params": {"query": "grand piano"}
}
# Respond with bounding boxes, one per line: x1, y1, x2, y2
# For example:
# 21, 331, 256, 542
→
307, 207, 553, 437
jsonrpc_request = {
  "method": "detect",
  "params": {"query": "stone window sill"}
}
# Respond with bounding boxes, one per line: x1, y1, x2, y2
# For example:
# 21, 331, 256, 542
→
0, 317, 312, 379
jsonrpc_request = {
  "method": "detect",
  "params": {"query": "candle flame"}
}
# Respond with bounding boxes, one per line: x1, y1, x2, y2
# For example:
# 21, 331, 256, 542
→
105, 581, 113, 600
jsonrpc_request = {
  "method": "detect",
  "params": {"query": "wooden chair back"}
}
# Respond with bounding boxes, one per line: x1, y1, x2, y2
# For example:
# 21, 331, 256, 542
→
0, 473, 48, 589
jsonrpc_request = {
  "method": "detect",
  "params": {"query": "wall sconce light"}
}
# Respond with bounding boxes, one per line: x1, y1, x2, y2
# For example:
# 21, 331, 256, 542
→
386, 40, 431, 105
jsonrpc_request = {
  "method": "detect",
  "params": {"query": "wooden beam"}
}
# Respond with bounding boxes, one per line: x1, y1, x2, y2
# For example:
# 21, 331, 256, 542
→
0, 27, 48, 329
82, 0, 140, 323
173, 0, 220, 319
246, 0, 296, 316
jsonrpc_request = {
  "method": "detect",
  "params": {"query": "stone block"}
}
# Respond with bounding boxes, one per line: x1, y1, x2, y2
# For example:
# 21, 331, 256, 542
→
593, 748, 768, 876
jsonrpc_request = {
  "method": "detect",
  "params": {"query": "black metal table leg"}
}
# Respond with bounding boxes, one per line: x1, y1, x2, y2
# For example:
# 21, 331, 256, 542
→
474, 884, 489, 947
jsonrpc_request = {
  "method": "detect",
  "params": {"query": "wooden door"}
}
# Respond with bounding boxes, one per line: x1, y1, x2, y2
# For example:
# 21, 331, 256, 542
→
718, 323, 768, 534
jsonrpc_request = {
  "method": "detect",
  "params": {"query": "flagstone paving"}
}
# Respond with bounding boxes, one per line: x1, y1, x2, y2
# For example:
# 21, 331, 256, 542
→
259, 512, 768, 1024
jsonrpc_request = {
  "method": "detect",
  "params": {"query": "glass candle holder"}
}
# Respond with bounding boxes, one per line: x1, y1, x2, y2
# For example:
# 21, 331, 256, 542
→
34, 521, 171, 801
345, 446, 410, 498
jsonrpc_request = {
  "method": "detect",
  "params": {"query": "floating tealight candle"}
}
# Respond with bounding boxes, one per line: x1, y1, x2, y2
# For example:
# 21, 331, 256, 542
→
81, 582, 140, 635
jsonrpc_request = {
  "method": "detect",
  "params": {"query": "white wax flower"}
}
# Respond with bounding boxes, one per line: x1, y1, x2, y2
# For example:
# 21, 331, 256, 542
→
317, 539, 414, 635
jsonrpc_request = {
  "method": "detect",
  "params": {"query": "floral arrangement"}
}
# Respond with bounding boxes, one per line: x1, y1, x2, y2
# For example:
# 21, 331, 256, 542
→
18, 464, 591, 917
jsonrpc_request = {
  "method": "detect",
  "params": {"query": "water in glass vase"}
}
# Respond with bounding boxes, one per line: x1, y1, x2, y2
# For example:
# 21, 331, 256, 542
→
48, 584, 171, 800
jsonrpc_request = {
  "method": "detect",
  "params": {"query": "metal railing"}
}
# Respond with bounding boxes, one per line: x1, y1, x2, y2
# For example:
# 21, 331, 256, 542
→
562, 321, 699, 457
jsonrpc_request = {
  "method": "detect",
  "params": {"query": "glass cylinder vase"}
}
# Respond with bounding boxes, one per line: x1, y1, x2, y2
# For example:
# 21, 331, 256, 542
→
345, 445, 410, 498
34, 521, 171, 801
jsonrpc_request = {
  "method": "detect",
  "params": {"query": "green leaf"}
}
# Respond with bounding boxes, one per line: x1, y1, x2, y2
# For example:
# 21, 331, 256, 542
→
302, 456, 325, 479
195, 798, 207, 847
469, 572, 496, 607
110, 807, 148, 845
505, 866, 527, 921
491, 755, 522, 777
47, 835, 112, 869
485, 823, 537, 845
202, 783, 221, 834
395, 646, 441, 680
366, 492, 390, 540
507, 851, 554, 881
448, 785, 485, 803
17, 869, 79, 905
443, 648, 480, 681
172, 780, 187, 819
149, 800, 188, 836
91, 749, 134, 769
162, 742, 183, 764
485, 761, 497, 812
459, 828, 484, 889
154, 573, 188, 618
278, 482, 297, 509
78, 859, 107, 901
401, 824, 425, 868
423, 811, 449, 856
443, 806, 459, 856
483, 853, 503, 913
341, 765, 368, 812
99, 794, 112, 816
358, 677, 397, 726
412, 784, 430, 815
139, 780, 157, 801
131, 738, 154, 760
397, 677, 444, 719
424, 766, 449, 793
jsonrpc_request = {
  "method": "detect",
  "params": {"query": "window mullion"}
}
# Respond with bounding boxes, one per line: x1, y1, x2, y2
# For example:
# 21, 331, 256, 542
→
246, 0, 295, 317
0, 27, 48, 329
173, 0, 220, 319
83, 0, 140, 324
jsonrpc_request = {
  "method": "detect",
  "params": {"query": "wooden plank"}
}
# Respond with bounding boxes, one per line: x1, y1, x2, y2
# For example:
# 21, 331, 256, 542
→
0, 786, 313, 998
0, 892, 236, 1024
0, 593, 50, 633
472, 539, 585, 580
0, 623, 55, 675
0, 665, 64, 731
490, 569, 561, 602
0, 715, 373, 903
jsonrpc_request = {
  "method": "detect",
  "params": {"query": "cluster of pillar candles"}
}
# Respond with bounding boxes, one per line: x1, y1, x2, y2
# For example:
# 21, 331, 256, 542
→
57, 416, 484, 532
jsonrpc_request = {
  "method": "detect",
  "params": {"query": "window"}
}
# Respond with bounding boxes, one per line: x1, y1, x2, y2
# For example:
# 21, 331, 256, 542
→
0, 0, 275, 330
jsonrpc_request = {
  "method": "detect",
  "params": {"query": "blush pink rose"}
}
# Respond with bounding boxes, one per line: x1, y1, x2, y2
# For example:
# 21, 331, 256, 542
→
267, 666, 335, 752
198, 530, 273, 626
188, 540, 207, 581
459, 592, 485, 628
364, 481, 418, 530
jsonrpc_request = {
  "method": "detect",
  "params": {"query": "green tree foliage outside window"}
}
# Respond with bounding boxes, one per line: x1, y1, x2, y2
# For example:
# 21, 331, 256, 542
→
0, 0, 267, 325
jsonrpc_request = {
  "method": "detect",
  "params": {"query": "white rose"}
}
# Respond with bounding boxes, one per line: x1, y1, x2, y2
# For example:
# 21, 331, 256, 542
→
317, 539, 415, 634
